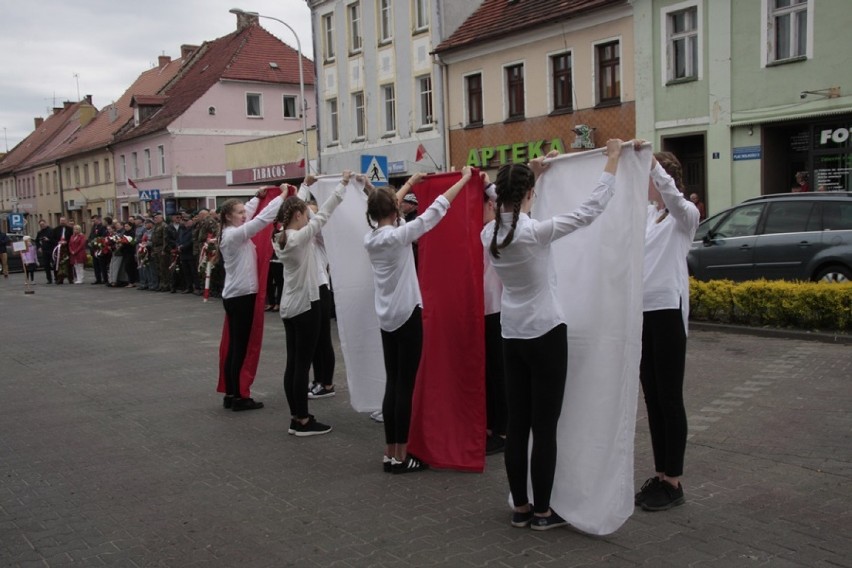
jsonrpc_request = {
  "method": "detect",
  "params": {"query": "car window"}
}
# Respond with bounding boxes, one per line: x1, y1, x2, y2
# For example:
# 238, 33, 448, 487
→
712, 203, 763, 238
762, 202, 814, 235
694, 211, 727, 241
823, 202, 852, 230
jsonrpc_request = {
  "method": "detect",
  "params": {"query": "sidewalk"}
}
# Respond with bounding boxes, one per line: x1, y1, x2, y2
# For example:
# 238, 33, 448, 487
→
0, 272, 850, 567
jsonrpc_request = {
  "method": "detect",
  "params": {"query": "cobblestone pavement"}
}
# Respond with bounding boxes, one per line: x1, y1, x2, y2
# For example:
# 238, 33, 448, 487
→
1, 273, 850, 567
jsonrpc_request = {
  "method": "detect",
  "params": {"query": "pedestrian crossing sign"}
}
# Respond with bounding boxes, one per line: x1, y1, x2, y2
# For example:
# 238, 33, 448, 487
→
361, 155, 388, 186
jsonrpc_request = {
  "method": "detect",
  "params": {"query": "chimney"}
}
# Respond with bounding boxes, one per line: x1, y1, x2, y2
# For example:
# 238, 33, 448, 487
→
53, 107, 63, 115
158, 55, 172, 68
235, 11, 259, 31
34, 117, 44, 129
63, 101, 73, 109
85, 94, 93, 105
181, 44, 199, 60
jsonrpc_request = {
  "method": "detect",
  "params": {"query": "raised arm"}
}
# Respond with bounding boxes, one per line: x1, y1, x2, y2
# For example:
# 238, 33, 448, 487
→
650, 158, 700, 235
395, 172, 424, 203
286, 171, 350, 249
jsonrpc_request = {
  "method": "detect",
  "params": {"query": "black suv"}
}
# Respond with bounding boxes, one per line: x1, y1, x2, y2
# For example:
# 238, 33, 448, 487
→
688, 192, 852, 282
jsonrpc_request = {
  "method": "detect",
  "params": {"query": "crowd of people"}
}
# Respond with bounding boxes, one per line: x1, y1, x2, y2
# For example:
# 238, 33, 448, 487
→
6, 140, 699, 531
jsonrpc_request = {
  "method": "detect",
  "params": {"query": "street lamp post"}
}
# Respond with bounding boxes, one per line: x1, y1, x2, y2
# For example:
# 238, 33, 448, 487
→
229, 8, 310, 175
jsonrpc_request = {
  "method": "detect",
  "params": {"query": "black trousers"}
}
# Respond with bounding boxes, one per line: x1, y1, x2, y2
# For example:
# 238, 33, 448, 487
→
312, 284, 336, 386
640, 309, 688, 477
222, 293, 256, 398
380, 307, 422, 445
485, 313, 507, 436
503, 324, 567, 514
282, 301, 321, 419
180, 257, 196, 291
41, 250, 54, 282
266, 262, 283, 305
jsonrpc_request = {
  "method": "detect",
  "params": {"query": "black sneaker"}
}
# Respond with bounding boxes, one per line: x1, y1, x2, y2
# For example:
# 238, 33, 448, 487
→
511, 508, 534, 528
635, 477, 661, 506
530, 511, 568, 531
391, 455, 429, 474
641, 481, 685, 512
231, 397, 264, 411
485, 434, 506, 455
223, 395, 234, 409
308, 384, 336, 399
291, 416, 332, 437
383, 456, 392, 473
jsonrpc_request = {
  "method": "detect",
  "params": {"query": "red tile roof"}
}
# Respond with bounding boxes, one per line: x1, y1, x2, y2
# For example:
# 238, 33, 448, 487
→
434, 0, 627, 54
0, 102, 91, 174
115, 22, 314, 144
131, 95, 168, 107
49, 59, 184, 161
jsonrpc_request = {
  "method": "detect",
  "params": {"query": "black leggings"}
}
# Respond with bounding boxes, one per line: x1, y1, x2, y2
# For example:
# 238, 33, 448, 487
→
503, 324, 567, 515
485, 313, 507, 436
266, 262, 283, 305
312, 284, 336, 386
640, 309, 688, 477
282, 301, 321, 418
222, 293, 257, 398
380, 307, 422, 445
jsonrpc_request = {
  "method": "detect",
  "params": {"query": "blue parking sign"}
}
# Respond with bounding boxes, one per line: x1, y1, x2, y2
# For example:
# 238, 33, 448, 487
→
9, 213, 24, 232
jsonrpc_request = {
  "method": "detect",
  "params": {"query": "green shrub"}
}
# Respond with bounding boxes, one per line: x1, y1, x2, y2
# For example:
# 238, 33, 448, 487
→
689, 278, 851, 332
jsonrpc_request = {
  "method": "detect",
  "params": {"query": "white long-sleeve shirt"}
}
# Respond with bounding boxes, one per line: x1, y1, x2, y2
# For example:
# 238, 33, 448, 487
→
277, 183, 345, 319
297, 183, 331, 287
365, 195, 450, 332
480, 172, 616, 339
643, 162, 700, 331
220, 194, 284, 299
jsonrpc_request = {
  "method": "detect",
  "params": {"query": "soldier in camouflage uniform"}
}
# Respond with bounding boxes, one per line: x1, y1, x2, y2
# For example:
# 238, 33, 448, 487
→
150, 213, 167, 291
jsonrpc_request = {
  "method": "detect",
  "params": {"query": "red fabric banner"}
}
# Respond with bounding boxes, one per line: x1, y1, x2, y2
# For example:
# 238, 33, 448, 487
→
217, 187, 283, 397
407, 172, 486, 472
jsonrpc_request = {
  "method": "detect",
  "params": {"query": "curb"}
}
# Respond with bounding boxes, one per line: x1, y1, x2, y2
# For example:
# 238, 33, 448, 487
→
690, 321, 852, 345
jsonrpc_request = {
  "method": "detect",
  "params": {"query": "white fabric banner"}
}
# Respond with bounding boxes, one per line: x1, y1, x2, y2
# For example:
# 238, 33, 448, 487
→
527, 146, 651, 535
311, 176, 385, 412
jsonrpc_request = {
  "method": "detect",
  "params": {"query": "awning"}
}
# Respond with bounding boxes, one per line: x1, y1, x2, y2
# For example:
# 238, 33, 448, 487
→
730, 99, 852, 127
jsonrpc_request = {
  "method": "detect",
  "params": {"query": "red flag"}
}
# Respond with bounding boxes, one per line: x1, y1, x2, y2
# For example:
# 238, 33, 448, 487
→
407, 170, 486, 472
415, 143, 427, 162
216, 186, 283, 398
127, 178, 138, 190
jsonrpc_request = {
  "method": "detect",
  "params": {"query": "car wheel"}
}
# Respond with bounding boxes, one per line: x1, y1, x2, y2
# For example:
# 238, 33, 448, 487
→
814, 264, 851, 283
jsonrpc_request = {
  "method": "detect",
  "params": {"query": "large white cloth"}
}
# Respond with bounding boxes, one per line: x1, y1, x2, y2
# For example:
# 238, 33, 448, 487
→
528, 146, 650, 535
311, 176, 385, 412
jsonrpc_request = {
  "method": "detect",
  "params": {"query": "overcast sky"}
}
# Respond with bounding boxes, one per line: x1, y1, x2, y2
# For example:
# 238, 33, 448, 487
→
0, 0, 314, 152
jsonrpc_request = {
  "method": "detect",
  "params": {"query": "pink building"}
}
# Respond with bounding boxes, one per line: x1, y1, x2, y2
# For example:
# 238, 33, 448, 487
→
112, 13, 316, 217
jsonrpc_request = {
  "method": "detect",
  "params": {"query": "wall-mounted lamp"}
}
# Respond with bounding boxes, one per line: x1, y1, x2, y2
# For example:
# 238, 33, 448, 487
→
748, 125, 753, 136
800, 87, 841, 99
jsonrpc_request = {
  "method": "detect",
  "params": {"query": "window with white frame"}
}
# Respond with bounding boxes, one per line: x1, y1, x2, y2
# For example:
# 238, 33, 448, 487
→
246, 93, 262, 117
665, 5, 698, 81
157, 145, 165, 175
83, 164, 90, 185
65, 167, 72, 186
144, 149, 151, 177
74, 165, 80, 185
417, 75, 433, 128
505, 63, 525, 119
38, 173, 43, 195
465, 73, 483, 126
283, 95, 297, 118
378, 0, 393, 43
104, 158, 111, 182
322, 13, 335, 61
413, 0, 429, 31
768, 0, 808, 62
551, 52, 572, 112
348, 2, 362, 53
131, 152, 139, 178
94, 161, 100, 184
382, 84, 396, 133
595, 41, 621, 105
328, 98, 339, 143
353, 92, 365, 139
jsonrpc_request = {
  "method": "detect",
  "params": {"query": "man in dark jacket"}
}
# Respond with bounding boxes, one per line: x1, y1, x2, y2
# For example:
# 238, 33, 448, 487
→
36, 219, 55, 283
177, 214, 197, 294
87, 215, 108, 284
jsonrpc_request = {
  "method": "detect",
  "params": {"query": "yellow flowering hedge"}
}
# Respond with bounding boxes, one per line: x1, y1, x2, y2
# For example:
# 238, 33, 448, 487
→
689, 277, 852, 331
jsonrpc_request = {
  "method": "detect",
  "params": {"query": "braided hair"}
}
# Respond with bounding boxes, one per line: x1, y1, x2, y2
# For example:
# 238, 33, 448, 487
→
654, 152, 685, 193
489, 163, 535, 258
277, 196, 308, 248
366, 186, 401, 230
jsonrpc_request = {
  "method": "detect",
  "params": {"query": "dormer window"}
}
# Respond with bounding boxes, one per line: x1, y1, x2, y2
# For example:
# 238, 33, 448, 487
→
130, 95, 167, 126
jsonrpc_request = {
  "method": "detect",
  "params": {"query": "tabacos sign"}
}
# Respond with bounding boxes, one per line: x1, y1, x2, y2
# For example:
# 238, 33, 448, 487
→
466, 138, 565, 168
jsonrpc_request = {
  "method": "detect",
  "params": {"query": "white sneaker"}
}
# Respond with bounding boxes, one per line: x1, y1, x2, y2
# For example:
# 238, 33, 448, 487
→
369, 410, 384, 423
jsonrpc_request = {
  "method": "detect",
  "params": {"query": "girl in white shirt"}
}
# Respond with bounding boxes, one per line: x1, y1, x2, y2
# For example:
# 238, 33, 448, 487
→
634, 150, 699, 512
481, 139, 623, 530
276, 171, 350, 437
365, 167, 472, 474
219, 187, 285, 412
